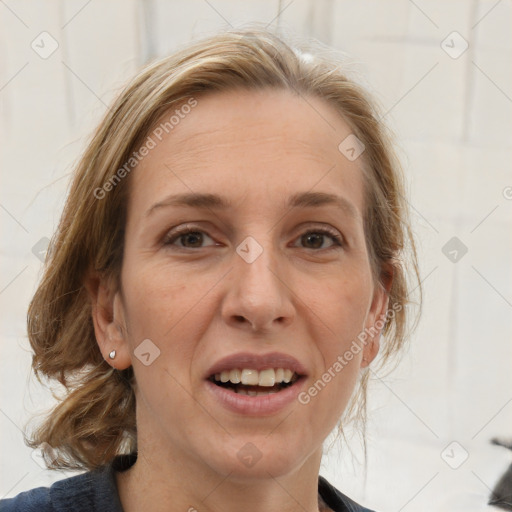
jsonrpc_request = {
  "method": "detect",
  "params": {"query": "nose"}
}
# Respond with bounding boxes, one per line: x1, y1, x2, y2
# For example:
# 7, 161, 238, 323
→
221, 240, 295, 334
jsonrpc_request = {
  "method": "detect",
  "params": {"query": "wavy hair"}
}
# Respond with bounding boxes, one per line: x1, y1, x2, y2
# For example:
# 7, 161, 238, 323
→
26, 27, 422, 471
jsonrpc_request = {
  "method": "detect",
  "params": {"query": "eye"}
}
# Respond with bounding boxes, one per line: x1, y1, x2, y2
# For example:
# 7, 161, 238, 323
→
163, 227, 216, 248
294, 229, 343, 250
162, 225, 343, 251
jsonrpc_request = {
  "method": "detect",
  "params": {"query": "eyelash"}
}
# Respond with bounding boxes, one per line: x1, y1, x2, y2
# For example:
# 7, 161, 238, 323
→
163, 226, 344, 251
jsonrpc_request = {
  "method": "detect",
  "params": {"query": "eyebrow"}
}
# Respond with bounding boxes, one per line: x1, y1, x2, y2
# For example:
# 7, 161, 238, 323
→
146, 191, 360, 220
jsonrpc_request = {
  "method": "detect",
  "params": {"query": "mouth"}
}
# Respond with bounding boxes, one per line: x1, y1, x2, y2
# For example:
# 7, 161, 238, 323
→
208, 368, 302, 396
204, 352, 308, 413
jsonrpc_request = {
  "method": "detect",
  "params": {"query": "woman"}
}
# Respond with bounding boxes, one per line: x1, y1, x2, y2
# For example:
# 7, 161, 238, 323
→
1, 28, 420, 512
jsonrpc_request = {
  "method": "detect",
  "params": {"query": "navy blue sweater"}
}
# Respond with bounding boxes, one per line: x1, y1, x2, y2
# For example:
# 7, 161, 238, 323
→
0, 454, 376, 511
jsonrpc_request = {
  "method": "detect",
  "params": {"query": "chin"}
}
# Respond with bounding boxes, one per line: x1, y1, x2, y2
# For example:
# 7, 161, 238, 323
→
202, 435, 311, 481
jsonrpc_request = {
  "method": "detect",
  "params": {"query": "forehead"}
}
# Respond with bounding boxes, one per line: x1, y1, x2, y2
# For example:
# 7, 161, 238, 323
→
129, 88, 366, 218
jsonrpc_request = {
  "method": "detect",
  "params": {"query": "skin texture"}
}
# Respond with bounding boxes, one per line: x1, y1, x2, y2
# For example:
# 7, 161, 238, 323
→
88, 89, 391, 512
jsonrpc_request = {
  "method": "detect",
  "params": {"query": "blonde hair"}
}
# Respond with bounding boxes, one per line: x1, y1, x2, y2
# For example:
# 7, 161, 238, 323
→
26, 28, 421, 471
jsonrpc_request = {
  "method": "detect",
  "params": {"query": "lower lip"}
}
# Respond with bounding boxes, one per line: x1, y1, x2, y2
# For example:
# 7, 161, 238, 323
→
204, 379, 306, 416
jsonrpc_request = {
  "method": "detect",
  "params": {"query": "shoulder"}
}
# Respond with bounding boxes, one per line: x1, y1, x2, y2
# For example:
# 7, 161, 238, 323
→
0, 484, 51, 512
0, 471, 102, 512
318, 475, 378, 512
0, 459, 126, 512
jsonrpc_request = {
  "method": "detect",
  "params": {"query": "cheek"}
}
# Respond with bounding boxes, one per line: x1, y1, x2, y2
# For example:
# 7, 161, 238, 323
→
121, 268, 213, 422
302, 273, 371, 407
122, 259, 202, 337
304, 321, 366, 437
120, 262, 219, 381
309, 270, 372, 337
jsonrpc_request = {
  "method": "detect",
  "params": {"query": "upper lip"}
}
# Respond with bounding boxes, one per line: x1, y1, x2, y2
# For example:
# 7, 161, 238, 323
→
205, 352, 308, 379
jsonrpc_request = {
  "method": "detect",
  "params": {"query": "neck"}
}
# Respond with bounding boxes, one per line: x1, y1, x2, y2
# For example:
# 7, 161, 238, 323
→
115, 435, 326, 512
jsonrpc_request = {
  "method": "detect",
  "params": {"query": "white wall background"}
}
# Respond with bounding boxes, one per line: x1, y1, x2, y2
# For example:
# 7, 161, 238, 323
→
1, 1, 511, 511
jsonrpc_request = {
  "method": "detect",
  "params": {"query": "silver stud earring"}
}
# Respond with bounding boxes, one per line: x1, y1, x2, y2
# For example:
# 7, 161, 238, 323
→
109, 350, 116, 360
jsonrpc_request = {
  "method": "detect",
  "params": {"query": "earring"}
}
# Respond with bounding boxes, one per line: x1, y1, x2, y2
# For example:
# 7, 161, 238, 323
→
109, 350, 116, 360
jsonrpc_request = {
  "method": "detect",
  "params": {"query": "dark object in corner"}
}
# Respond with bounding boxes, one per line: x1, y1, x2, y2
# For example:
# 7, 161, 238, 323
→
489, 438, 512, 511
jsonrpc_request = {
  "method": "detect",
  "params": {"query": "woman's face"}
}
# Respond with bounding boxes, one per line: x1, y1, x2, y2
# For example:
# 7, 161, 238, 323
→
105, 89, 389, 479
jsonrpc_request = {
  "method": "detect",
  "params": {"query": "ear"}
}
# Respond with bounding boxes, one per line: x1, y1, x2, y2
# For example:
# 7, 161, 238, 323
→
85, 271, 132, 370
360, 264, 394, 369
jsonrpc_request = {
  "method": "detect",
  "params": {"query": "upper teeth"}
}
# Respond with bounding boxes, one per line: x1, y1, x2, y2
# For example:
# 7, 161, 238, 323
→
213, 368, 296, 387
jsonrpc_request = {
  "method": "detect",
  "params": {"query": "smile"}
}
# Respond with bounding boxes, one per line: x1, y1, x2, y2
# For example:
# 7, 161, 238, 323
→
204, 351, 308, 414
209, 368, 300, 396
